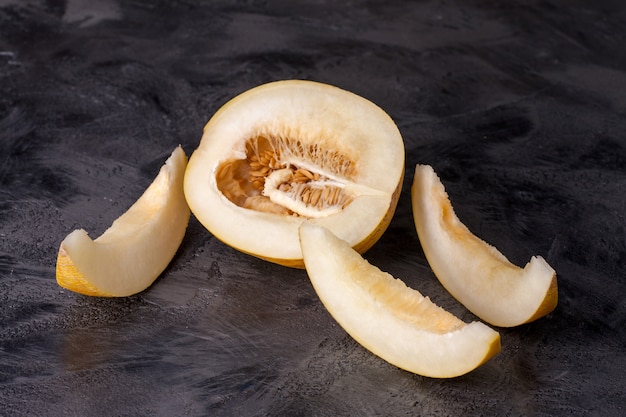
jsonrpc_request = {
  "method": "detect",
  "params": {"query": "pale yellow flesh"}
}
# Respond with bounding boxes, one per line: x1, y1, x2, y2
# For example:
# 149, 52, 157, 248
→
411, 164, 558, 327
184, 80, 405, 266
56, 146, 190, 297
299, 223, 501, 378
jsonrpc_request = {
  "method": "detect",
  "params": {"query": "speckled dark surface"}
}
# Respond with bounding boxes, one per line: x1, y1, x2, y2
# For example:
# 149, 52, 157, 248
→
1, 1, 625, 416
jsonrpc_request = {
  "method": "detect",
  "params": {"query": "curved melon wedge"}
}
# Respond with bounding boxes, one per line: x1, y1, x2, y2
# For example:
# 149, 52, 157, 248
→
299, 223, 501, 378
411, 164, 558, 327
56, 146, 190, 297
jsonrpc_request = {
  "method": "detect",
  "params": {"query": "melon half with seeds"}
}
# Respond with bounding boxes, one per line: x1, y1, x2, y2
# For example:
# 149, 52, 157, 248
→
184, 80, 405, 267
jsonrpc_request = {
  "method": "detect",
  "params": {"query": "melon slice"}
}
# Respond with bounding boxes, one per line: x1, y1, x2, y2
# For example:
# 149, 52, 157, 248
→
299, 222, 501, 378
411, 164, 558, 327
184, 80, 405, 268
56, 146, 190, 297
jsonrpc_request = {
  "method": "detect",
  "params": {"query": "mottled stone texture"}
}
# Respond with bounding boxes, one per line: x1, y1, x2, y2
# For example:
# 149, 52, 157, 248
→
1, 1, 625, 416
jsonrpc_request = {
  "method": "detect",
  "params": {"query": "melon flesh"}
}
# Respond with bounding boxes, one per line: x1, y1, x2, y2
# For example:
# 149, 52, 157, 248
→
56, 146, 190, 297
299, 222, 501, 378
411, 164, 558, 327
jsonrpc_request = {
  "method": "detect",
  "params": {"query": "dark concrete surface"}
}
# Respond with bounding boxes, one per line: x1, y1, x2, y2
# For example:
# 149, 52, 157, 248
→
1, 0, 625, 416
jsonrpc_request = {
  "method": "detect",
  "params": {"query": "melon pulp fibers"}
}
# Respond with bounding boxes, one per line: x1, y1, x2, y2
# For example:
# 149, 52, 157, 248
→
184, 80, 405, 267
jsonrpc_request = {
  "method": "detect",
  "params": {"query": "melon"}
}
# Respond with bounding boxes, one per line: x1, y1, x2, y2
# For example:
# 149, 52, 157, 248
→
184, 80, 405, 267
411, 164, 558, 327
299, 222, 501, 378
56, 146, 190, 297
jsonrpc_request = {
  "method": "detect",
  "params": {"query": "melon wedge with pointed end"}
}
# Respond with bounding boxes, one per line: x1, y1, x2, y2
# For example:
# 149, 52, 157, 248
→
411, 164, 558, 327
56, 146, 190, 297
298, 223, 501, 378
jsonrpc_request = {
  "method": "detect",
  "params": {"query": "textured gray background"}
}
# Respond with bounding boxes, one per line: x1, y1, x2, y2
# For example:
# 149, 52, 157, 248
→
1, 0, 625, 415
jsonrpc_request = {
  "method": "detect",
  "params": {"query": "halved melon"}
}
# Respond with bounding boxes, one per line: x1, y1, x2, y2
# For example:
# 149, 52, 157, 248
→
56, 146, 190, 297
184, 80, 405, 268
299, 222, 501, 378
411, 164, 558, 327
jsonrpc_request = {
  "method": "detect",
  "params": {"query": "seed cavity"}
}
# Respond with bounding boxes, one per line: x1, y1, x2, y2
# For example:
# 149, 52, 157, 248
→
215, 134, 356, 218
